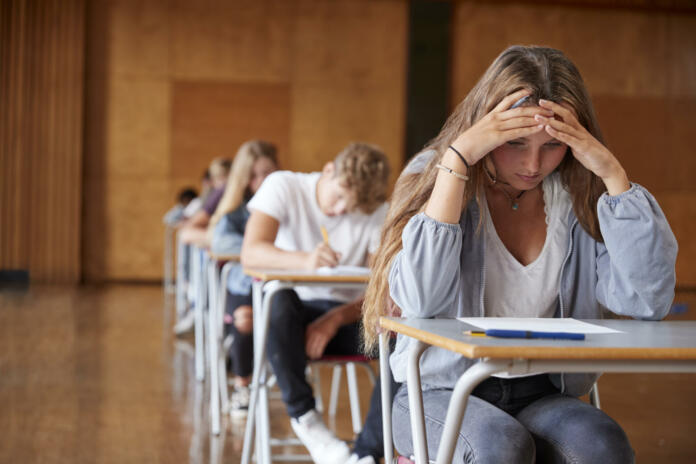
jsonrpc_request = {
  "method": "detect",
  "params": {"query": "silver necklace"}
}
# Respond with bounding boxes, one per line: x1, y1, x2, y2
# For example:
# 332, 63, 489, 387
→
484, 166, 526, 211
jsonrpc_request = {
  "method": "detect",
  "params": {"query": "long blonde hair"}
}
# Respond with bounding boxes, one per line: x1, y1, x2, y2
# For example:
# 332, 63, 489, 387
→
362, 45, 607, 350
209, 140, 277, 228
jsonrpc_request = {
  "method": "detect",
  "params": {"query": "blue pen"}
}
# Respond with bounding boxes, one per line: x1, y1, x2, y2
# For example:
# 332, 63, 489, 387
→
510, 95, 531, 109
468, 329, 585, 341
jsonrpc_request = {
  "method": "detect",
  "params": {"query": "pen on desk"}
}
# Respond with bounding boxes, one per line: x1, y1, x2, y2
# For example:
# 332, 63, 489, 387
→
465, 329, 585, 341
320, 226, 329, 244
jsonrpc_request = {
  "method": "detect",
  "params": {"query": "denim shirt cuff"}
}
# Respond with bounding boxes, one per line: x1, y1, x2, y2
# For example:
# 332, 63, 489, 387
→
599, 182, 643, 208
413, 212, 461, 233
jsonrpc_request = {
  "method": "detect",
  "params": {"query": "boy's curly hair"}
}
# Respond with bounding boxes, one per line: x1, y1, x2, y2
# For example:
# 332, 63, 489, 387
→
333, 142, 391, 214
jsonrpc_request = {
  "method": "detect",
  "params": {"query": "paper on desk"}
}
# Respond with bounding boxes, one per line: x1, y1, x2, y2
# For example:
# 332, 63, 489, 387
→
457, 317, 623, 334
316, 265, 370, 276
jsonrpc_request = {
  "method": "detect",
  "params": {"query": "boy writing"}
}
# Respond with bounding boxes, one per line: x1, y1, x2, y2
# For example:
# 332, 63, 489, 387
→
241, 142, 390, 464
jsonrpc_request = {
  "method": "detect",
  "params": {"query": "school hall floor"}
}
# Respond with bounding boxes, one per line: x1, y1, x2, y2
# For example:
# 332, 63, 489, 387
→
1, 284, 695, 464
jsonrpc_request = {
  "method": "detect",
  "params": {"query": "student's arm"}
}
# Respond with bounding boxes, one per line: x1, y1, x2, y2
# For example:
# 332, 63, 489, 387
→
305, 298, 363, 360
537, 100, 630, 195
241, 210, 339, 270
180, 224, 210, 247
183, 210, 210, 229
594, 185, 677, 320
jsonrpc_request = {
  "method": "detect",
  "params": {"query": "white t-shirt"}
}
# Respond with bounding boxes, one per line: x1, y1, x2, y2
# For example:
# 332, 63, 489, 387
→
182, 197, 202, 218
483, 172, 572, 378
248, 171, 388, 302
483, 171, 572, 319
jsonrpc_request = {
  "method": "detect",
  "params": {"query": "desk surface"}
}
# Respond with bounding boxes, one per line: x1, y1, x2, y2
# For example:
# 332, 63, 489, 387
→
245, 268, 369, 284
208, 253, 240, 262
380, 317, 696, 360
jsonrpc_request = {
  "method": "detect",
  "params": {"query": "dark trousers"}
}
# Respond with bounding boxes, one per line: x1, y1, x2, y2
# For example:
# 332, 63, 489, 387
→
225, 291, 253, 378
266, 289, 362, 419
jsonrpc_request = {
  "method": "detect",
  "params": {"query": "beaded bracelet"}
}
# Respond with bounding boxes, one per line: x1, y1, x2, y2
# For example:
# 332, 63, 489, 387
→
436, 163, 469, 181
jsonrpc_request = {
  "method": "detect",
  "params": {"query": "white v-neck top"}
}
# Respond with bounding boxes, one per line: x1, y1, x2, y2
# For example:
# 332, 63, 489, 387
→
483, 172, 572, 319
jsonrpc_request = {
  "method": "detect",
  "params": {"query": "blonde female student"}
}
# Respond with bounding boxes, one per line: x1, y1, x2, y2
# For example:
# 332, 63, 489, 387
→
363, 45, 677, 463
209, 140, 278, 416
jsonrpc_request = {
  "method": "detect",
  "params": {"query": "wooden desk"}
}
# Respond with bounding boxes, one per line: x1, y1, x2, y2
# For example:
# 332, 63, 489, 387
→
241, 269, 369, 464
208, 253, 240, 263
378, 317, 696, 464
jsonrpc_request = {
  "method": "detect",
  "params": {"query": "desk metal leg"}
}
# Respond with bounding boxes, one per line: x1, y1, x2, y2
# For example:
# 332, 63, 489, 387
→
242, 280, 276, 464
164, 226, 172, 293
208, 260, 221, 435
175, 233, 187, 319
407, 341, 429, 464
435, 360, 509, 464
218, 263, 233, 414
379, 332, 393, 464
193, 248, 205, 382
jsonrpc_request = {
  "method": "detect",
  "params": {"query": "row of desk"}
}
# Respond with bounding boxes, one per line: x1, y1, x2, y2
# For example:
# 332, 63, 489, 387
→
167, 235, 696, 464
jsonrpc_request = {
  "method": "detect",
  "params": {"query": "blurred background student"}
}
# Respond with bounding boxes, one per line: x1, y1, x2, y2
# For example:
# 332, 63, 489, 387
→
175, 157, 232, 334
209, 140, 278, 416
163, 187, 198, 226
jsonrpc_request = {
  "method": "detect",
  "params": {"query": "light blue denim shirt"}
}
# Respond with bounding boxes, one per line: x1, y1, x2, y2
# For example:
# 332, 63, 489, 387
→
211, 203, 252, 295
388, 183, 678, 396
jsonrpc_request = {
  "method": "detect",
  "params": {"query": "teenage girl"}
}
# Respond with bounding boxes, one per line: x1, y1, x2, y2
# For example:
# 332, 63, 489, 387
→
362, 45, 677, 463
209, 140, 277, 415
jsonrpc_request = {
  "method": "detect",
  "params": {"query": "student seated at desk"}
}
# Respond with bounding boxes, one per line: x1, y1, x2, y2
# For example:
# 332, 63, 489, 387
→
208, 140, 278, 416
180, 157, 232, 247
241, 143, 390, 464
362, 45, 678, 464
163, 187, 198, 226
175, 157, 232, 335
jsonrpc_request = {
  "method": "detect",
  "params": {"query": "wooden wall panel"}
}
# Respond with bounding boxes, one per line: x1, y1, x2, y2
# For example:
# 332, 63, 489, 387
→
82, 0, 408, 281
290, 0, 408, 175
451, 2, 696, 286
171, 81, 291, 181
0, 0, 85, 283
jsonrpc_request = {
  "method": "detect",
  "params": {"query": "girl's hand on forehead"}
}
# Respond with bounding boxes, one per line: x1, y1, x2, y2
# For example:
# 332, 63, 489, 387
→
449, 89, 554, 166
535, 99, 630, 195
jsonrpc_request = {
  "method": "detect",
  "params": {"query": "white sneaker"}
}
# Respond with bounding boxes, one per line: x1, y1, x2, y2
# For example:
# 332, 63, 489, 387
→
345, 454, 376, 464
229, 385, 250, 418
290, 409, 351, 464
173, 310, 195, 336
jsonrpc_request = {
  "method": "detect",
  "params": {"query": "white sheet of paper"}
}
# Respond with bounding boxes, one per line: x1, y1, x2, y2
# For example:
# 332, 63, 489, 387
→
457, 317, 623, 334
316, 265, 370, 276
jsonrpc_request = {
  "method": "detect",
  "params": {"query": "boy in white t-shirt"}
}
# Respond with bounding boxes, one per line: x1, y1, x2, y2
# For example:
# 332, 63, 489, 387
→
242, 143, 390, 464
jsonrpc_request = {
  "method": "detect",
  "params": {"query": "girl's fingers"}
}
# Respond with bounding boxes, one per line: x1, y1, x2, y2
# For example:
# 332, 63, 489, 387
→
497, 106, 553, 121
497, 116, 543, 131
544, 124, 580, 145
493, 89, 531, 113
535, 114, 580, 138
539, 99, 579, 126
505, 124, 546, 140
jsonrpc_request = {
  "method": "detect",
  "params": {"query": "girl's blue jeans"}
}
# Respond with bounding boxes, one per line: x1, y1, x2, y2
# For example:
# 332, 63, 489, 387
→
392, 374, 634, 463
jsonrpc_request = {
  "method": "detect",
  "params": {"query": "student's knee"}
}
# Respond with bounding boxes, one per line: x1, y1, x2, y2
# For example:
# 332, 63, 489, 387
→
554, 416, 633, 463
470, 419, 535, 464
519, 395, 633, 463
233, 305, 253, 334
392, 387, 535, 464
268, 289, 301, 327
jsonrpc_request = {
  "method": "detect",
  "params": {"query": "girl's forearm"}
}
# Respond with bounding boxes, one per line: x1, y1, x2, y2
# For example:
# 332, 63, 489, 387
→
424, 150, 469, 224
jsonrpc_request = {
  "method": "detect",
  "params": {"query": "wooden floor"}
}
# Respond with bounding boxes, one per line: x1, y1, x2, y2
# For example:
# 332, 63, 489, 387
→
0, 284, 695, 463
